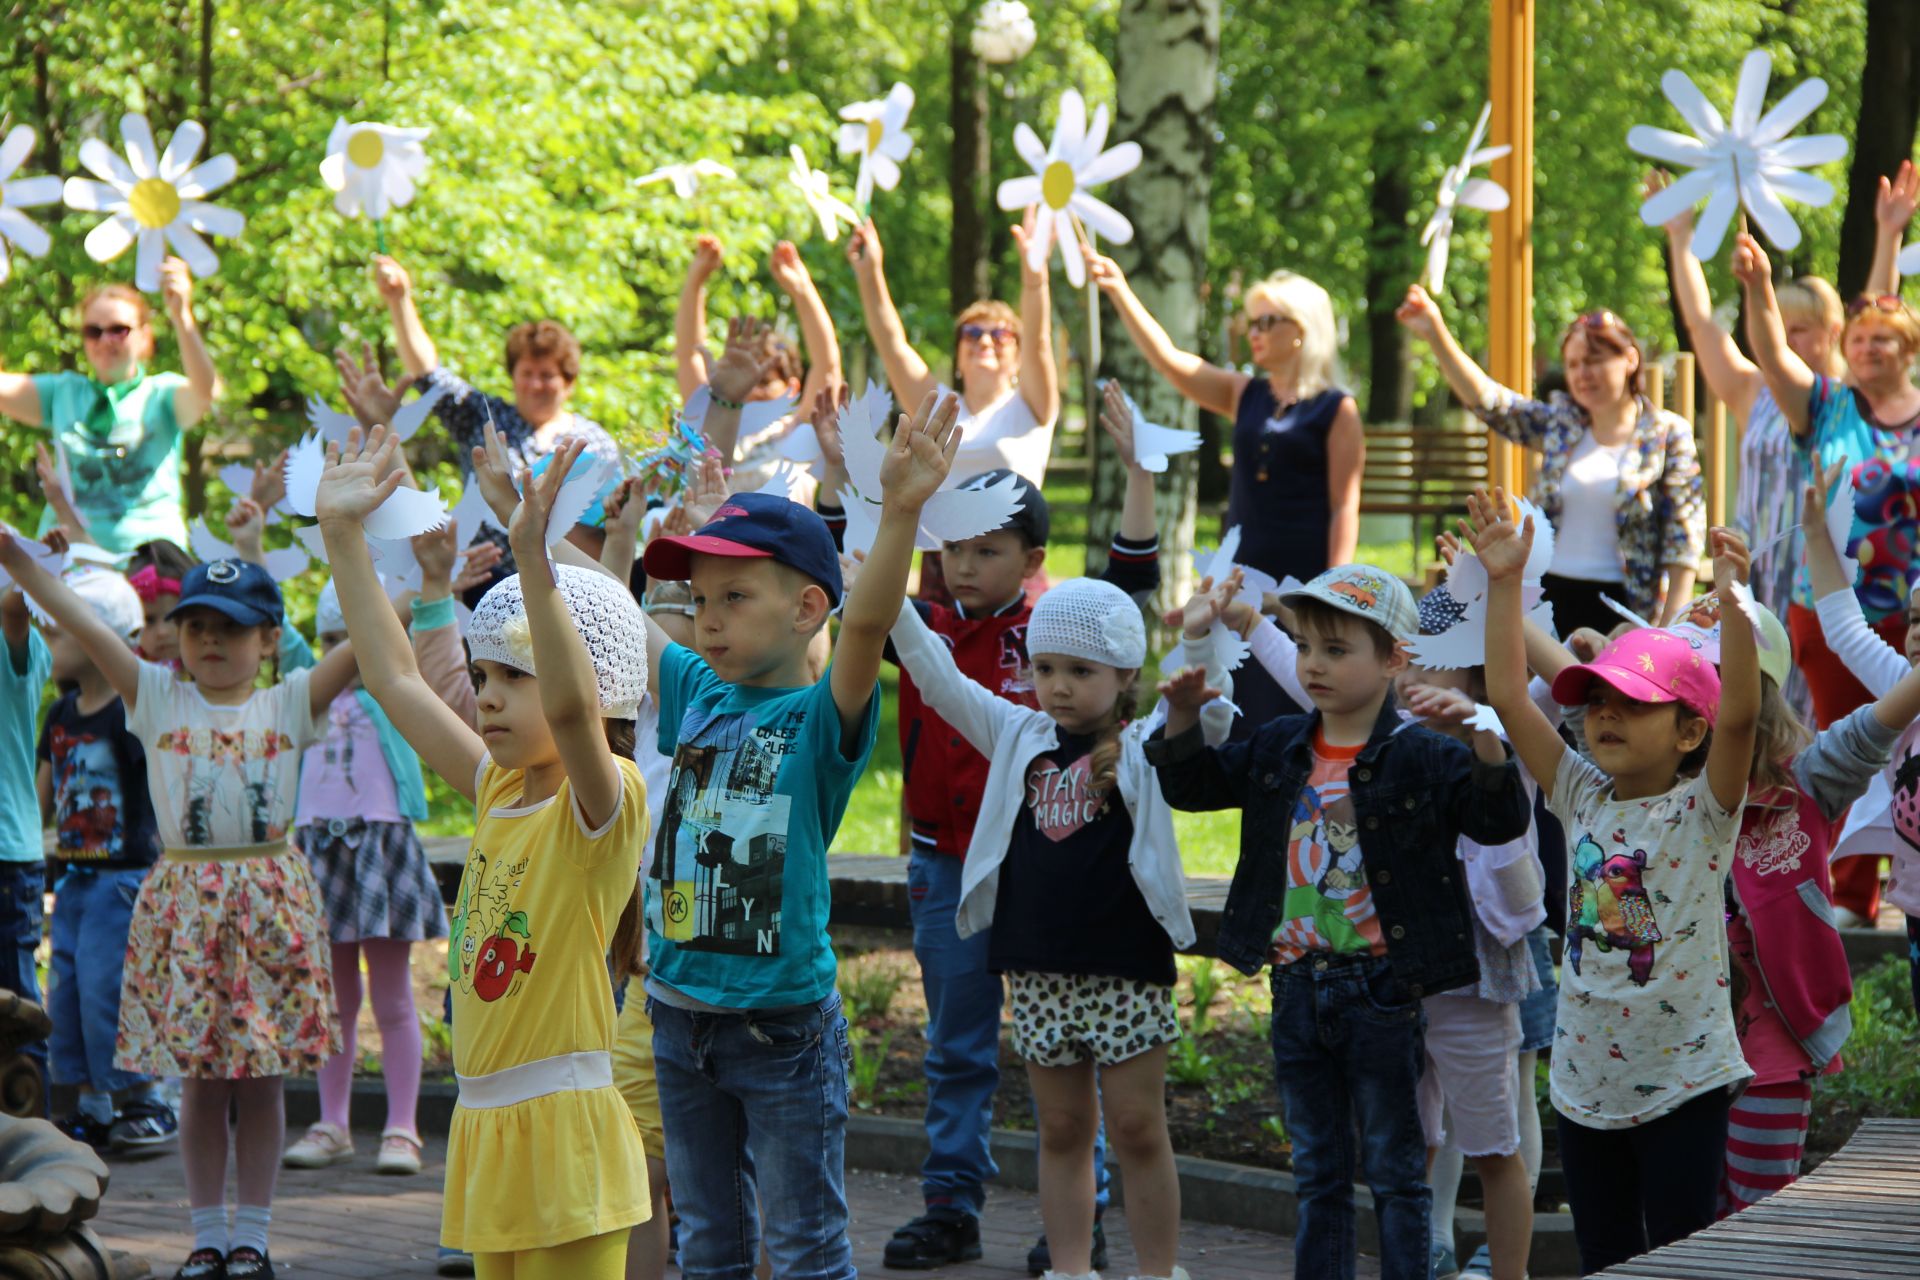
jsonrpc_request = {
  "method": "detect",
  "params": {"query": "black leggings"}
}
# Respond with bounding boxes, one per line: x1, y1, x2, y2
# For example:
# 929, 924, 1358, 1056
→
1557, 1086, 1733, 1275
1541, 573, 1633, 640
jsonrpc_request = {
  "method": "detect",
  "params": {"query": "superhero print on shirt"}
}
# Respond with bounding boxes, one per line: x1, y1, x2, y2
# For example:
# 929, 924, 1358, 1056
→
47, 726, 125, 861
1568, 831, 1664, 985
649, 705, 801, 956
449, 848, 537, 1002
155, 726, 299, 845
1273, 779, 1372, 955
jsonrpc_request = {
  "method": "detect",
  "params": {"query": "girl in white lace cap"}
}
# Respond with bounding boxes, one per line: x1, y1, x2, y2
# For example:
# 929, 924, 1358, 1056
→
886, 572, 1241, 1280
315, 429, 653, 1278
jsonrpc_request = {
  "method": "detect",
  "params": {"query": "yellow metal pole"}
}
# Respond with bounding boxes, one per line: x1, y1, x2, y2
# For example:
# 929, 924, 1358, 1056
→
1487, 0, 1534, 496
1708, 396, 1728, 531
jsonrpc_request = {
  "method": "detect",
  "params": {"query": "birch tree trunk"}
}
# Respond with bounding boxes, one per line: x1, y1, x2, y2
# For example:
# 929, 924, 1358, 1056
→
1088, 0, 1220, 620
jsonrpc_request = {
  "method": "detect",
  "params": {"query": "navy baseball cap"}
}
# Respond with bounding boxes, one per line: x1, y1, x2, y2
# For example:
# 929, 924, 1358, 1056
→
643, 492, 845, 607
954, 468, 1050, 547
166, 559, 285, 628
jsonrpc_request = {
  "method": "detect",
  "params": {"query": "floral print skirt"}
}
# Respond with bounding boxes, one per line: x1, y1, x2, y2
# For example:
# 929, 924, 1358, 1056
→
115, 849, 342, 1078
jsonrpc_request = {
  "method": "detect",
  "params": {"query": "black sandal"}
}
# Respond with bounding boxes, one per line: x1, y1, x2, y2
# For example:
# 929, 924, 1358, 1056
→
223, 1248, 275, 1280
173, 1248, 226, 1280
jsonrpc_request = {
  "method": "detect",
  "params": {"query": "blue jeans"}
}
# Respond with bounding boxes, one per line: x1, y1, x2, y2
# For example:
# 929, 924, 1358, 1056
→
648, 991, 856, 1280
0, 861, 47, 1105
49, 866, 150, 1094
908, 849, 1109, 1216
1270, 953, 1430, 1280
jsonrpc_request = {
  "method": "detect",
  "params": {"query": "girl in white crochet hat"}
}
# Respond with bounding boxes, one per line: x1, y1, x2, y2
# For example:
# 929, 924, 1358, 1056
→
314, 430, 653, 1278
886, 572, 1241, 1280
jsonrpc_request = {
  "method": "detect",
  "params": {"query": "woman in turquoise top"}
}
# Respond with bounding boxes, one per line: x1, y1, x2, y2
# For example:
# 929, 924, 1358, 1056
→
0, 257, 221, 554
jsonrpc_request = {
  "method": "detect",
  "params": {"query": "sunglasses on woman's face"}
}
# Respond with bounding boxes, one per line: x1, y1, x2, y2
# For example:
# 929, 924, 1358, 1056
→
1572, 309, 1624, 332
959, 324, 1015, 345
82, 324, 133, 342
1848, 294, 1906, 318
1247, 313, 1298, 334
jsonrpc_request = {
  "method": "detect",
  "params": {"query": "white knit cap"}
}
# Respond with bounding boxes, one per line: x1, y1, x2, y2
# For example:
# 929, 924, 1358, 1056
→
467, 564, 650, 718
67, 568, 143, 641
315, 580, 346, 637
1026, 577, 1147, 669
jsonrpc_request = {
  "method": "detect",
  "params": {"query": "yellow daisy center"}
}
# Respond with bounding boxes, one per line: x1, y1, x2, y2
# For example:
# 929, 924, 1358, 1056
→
128, 177, 181, 230
866, 118, 884, 154
1042, 160, 1077, 211
347, 129, 385, 170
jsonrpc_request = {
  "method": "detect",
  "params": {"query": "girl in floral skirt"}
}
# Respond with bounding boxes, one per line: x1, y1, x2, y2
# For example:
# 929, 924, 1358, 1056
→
0, 540, 356, 1280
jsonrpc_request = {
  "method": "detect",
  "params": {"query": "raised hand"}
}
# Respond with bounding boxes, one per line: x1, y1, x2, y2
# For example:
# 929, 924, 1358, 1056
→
1181, 568, 1245, 639
371, 253, 412, 304
769, 240, 810, 295
251, 447, 290, 514
1394, 283, 1443, 342
159, 256, 193, 320
1401, 681, 1477, 726
1460, 487, 1535, 580
508, 437, 587, 563
1435, 529, 1464, 566
1877, 160, 1919, 232
336, 341, 415, 430
1098, 380, 1141, 469
412, 520, 460, 591
1009, 205, 1044, 282
1800, 454, 1849, 551
877, 391, 961, 513
225, 496, 266, 558
691, 234, 724, 283
846, 217, 883, 280
1710, 526, 1751, 592
468, 420, 524, 527
317, 426, 407, 526
1644, 169, 1694, 237
1730, 232, 1771, 289
683, 452, 729, 529
810, 383, 851, 471
1566, 627, 1611, 662
1158, 665, 1224, 714
710, 316, 778, 404
453, 542, 504, 595
602, 476, 650, 542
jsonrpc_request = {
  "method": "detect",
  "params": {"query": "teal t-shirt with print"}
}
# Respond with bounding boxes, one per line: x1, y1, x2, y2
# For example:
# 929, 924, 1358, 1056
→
645, 642, 878, 1009
0, 629, 53, 861
33, 369, 190, 554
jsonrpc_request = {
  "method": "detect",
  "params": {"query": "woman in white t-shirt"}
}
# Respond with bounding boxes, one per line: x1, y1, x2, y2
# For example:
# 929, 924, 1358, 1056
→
846, 212, 1059, 603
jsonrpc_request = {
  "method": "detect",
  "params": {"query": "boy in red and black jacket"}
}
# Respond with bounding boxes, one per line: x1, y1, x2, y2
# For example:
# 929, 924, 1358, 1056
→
818, 397, 1160, 1271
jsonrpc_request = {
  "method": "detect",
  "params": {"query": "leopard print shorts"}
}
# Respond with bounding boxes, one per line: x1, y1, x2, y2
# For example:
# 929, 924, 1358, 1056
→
1006, 970, 1181, 1067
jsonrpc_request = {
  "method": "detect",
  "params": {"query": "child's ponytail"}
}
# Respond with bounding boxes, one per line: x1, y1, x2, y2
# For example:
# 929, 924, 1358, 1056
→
1087, 673, 1141, 795
603, 715, 648, 978
1749, 673, 1814, 795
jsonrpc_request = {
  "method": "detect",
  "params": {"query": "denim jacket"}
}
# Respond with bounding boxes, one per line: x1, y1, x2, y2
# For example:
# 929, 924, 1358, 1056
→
1147, 698, 1531, 996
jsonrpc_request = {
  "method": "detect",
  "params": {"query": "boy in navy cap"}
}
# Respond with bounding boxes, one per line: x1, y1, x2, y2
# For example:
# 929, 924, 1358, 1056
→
638, 390, 963, 1280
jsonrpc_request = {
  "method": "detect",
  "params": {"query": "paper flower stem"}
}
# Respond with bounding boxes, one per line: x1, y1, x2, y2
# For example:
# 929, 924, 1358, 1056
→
1070, 210, 1102, 371
375, 218, 386, 255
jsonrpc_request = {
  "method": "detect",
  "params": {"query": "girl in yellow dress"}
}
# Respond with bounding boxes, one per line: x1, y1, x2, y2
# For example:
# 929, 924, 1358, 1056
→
316, 428, 652, 1279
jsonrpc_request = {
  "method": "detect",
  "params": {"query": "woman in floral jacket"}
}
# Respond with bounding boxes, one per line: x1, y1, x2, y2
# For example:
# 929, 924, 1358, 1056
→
1397, 283, 1705, 634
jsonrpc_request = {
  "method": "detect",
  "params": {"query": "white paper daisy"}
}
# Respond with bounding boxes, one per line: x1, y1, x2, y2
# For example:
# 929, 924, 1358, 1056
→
62, 114, 244, 292
971, 0, 1037, 64
789, 145, 860, 242
320, 119, 430, 220
995, 89, 1141, 287
0, 125, 61, 285
1420, 103, 1510, 294
837, 82, 915, 212
1628, 49, 1847, 260
634, 158, 737, 201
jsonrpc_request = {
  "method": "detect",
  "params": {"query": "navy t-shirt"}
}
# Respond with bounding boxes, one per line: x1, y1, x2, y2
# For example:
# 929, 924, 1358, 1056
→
36, 691, 161, 870
988, 729, 1175, 986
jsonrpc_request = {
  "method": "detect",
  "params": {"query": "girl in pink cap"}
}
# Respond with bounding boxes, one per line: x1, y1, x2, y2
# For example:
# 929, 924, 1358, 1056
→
1468, 489, 1760, 1276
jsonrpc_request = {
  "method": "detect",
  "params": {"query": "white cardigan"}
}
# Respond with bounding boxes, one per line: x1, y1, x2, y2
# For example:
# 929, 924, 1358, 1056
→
888, 600, 1236, 950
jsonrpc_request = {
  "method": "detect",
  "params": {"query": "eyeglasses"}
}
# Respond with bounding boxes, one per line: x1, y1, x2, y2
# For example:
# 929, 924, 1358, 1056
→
1572, 309, 1625, 333
958, 324, 1015, 345
82, 324, 133, 342
1247, 313, 1298, 334
1848, 294, 1907, 317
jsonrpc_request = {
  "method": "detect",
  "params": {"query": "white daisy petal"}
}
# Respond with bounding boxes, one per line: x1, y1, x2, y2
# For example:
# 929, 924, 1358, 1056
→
1053, 90, 1087, 158
1637, 165, 1724, 226
1752, 78, 1829, 146
325, 117, 348, 156
883, 82, 915, 129
83, 212, 138, 263
1691, 180, 1741, 261
62, 177, 125, 214
0, 209, 50, 258
0, 126, 33, 181
1081, 103, 1111, 169
1760, 166, 1832, 206
121, 115, 161, 180
996, 175, 1043, 211
78, 138, 137, 190
181, 200, 245, 238
158, 120, 205, 182
1763, 134, 1849, 168
134, 228, 164, 292
1012, 123, 1048, 172
1626, 125, 1713, 168
1026, 207, 1057, 274
1070, 192, 1133, 243
1739, 162, 1801, 251
4, 175, 62, 209
1076, 142, 1143, 188
870, 154, 900, 192
1055, 219, 1087, 286
176, 154, 236, 199
318, 152, 347, 192
1730, 50, 1772, 138
1661, 70, 1726, 140
386, 165, 417, 214
165, 223, 220, 277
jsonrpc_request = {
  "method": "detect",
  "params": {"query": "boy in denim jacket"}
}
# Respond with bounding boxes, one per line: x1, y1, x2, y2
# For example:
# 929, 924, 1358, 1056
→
1149, 565, 1530, 1280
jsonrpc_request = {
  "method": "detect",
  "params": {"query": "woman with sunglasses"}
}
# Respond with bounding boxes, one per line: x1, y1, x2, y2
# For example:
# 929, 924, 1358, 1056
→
1397, 283, 1706, 635
0, 258, 218, 555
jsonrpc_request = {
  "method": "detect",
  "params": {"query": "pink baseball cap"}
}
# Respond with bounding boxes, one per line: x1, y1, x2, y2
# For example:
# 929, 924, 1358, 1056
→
1549, 627, 1723, 727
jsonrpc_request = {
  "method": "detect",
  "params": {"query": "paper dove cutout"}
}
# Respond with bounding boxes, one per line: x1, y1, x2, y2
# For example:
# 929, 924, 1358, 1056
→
1629, 49, 1848, 260
0, 524, 68, 596
306, 381, 446, 446
217, 462, 295, 526
321, 120, 430, 220
1190, 527, 1281, 673
449, 478, 501, 546
995, 90, 1141, 287
1111, 384, 1201, 473
1600, 593, 1650, 630
837, 484, 880, 560
776, 423, 824, 468
1406, 497, 1555, 670
539, 454, 620, 548
1421, 103, 1511, 294
189, 517, 310, 583
971, 0, 1037, 63
0, 124, 62, 284
1898, 242, 1920, 278
635, 159, 737, 200
836, 381, 1023, 550
788, 146, 859, 242
63, 114, 244, 292
1822, 457, 1859, 584
282, 431, 449, 541
753, 461, 809, 501
290, 521, 421, 599
838, 83, 915, 212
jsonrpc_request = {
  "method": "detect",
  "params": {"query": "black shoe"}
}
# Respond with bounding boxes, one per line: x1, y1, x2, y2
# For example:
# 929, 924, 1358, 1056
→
1027, 1219, 1107, 1277
173, 1248, 226, 1280
53, 1110, 112, 1152
884, 1209, 983, 1269
110, 1098, 180, 1150
223, 1248, 274, 1280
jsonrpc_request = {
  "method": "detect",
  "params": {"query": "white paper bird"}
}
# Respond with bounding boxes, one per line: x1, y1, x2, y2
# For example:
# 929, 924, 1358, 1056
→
1822, 454, 1858, 585
0, 125, 60, 285
540, 454, 619, 549
189, 517, 310, 583
217, 463, 293, 526
321, 120, 430, 220
1191, 527, 1282, 672
1897, 242, 1920, 278
996, 90, 1141, 287
1406, 497, 1555, 670
971, 0, 1037, 64
1629, 49, 1848, 261
1112, 385, 1202, 473
282, 431, 449, 542
753, 461, 809, 501
449, 478, 500, 547
837, 484, 881, 560
63, 115, 244, 292
634, 159, 738, 201
789, 146, 860, 243
1420, 103, 1511, 294
776, 423, 824, 469
836, 381, 1023, 551
305, 381, 446, 446
0, 524, 68, 596
838, 83, 915, 212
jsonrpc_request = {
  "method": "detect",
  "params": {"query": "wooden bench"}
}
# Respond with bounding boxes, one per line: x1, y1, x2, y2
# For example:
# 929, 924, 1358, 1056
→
1594, 1116, 1920, 1278
1360, 421, 1490, 569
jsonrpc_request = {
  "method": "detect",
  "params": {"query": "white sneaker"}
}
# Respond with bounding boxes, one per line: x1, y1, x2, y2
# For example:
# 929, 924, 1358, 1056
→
377, 1126, 423, 1175
282, 1121, 355, 1168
